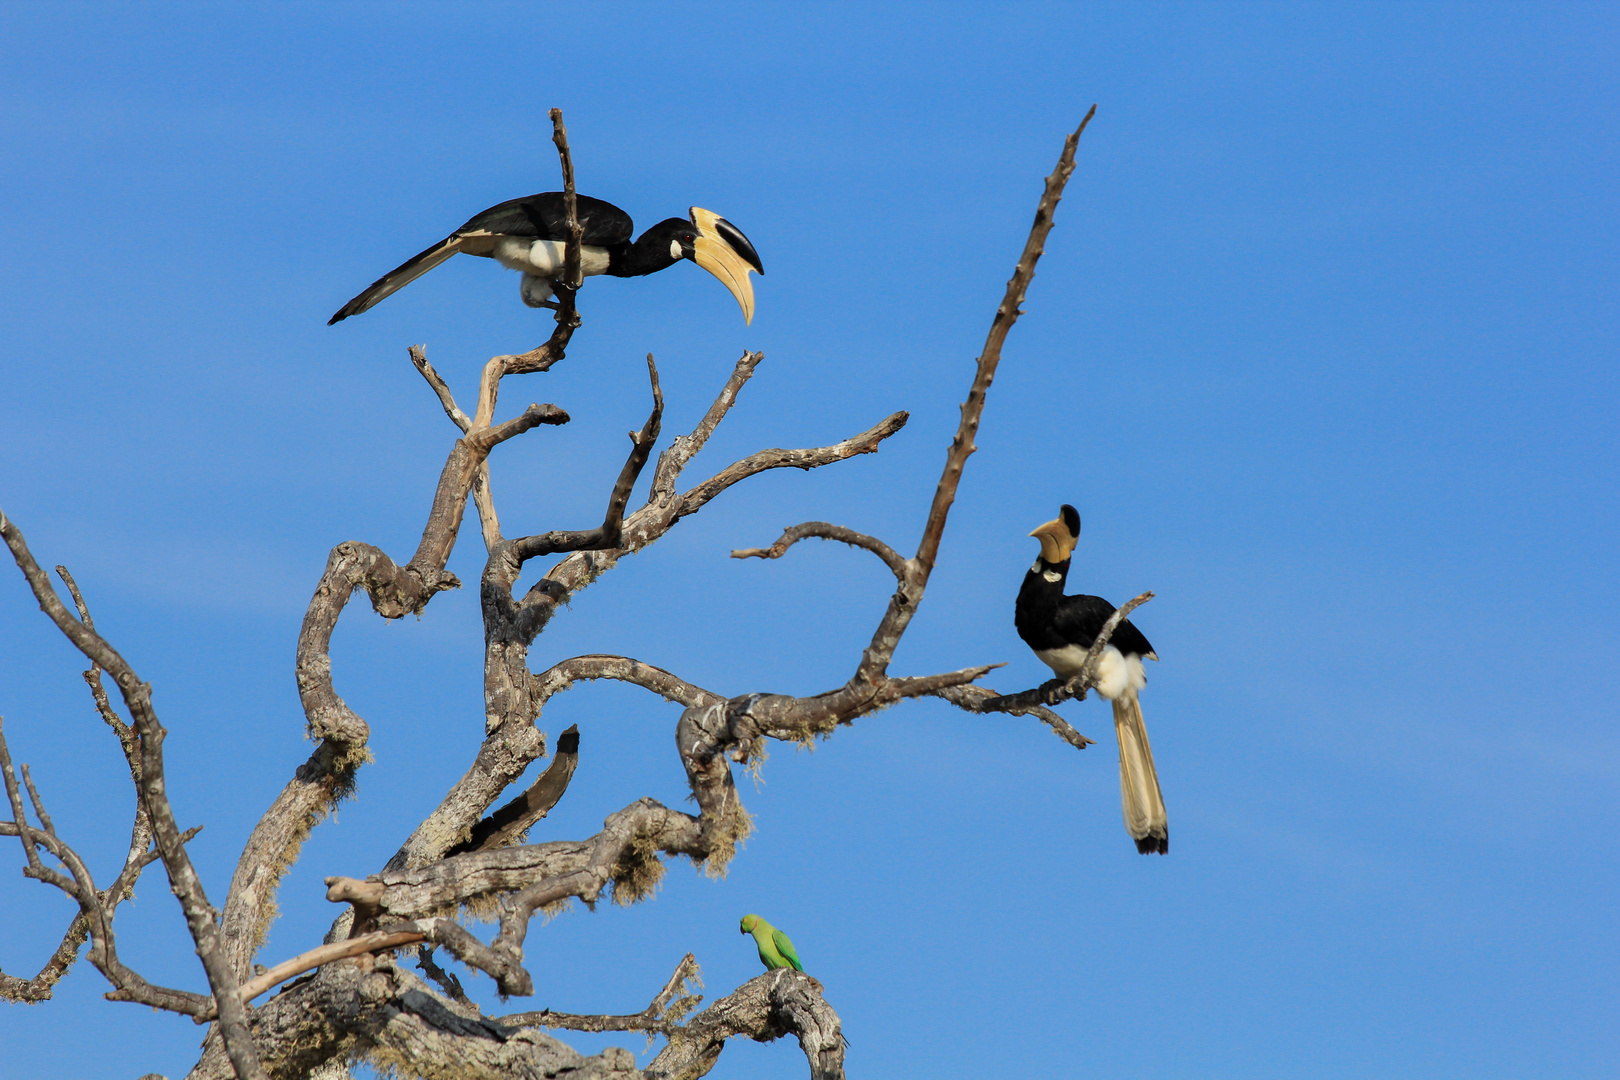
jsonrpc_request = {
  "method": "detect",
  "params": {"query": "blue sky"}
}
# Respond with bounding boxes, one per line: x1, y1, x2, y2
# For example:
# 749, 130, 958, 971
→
1, 3, 1615, 1077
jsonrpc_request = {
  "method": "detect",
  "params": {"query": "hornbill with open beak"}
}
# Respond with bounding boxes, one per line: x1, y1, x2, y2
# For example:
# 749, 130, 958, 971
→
1016, 504, 1168, 854
328, 192, 763, 325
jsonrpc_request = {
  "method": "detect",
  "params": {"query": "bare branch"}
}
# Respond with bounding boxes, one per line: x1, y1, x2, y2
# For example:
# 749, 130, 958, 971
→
324, 875, 386, 909
509, 355, 662, 566
0, 510, 267, 1078
53, 565, 137, 750
711, 109, 1099, 733
468, 402, 570, 454
531, 655, 722, 710
444, 725, 580, 856
55, 565, 159, 924
236, 930, 427, 1007
0, 724, 213, 1017
0, 823, 215, 1017
380, 714, 548, 875
731, 521, 908, 581
927, 685, 1095, 750
409, 344, 471, 433
19, 763, 56, 836
0, 682, 188, 1004
220, 739, 370, 983
678, 411, 909, 519
388, 354, 909, 878
0, 717, 43, 872
470, 460, 503, 551
474, 357, 662, 742
915, 104, 1095, 577
650, 351, 764, 501
500, 952, 702, 1035
550, 108, 585, 290
525, 355, 907, 633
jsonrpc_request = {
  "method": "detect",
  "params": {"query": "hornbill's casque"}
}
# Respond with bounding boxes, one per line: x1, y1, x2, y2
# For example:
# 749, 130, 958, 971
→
1016, 505, 1169, 855
328, 192, 763, 325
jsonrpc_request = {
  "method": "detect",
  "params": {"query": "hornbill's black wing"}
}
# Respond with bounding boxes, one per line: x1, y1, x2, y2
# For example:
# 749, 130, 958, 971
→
1053, 593, 1157, 657
458, 192, 634, 246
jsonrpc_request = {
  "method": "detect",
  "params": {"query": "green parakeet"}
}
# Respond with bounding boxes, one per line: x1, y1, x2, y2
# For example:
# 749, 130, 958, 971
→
739, 913, 803, 972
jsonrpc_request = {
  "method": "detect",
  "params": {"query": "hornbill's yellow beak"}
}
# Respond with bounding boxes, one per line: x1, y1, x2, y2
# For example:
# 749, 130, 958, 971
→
1029, 515, 1077, 564
690, 207, 762, 324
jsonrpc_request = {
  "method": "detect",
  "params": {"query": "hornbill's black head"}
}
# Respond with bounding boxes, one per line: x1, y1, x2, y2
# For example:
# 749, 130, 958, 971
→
1028, 504, 1081, 565
626, 208, 764, 323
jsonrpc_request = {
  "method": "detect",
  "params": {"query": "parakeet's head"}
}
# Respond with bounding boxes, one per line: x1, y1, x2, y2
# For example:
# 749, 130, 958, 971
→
740, 914, 760, 934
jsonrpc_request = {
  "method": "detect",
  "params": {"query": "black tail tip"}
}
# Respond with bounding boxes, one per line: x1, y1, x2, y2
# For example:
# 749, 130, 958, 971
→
1135, 833, 1169, 855
327, 312, 346, 325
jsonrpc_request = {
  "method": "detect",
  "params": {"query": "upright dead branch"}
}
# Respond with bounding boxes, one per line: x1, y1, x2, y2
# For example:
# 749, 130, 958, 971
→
694, 106, 1102, 743
551, 108, 586, 291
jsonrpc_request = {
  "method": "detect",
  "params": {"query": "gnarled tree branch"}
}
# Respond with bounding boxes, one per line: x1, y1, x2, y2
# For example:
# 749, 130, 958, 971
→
646, 967, 844, 1080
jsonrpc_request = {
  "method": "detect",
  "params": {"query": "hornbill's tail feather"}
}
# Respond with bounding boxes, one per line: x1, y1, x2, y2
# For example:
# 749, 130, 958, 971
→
1113, 690, 1168, 855
329, 235, 463, 324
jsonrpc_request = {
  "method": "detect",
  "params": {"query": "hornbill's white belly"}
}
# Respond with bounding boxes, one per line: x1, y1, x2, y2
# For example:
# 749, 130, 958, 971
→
491, 237, 613, 278
1033, 643, 1147, 700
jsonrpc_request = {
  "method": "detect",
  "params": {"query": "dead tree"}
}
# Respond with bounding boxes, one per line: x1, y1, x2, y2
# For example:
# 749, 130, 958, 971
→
0, 106, 1142, 1080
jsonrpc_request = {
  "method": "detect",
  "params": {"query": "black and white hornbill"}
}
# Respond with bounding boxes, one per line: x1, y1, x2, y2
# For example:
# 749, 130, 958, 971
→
1015, 504, 1169, 855
328, 192, 763, 325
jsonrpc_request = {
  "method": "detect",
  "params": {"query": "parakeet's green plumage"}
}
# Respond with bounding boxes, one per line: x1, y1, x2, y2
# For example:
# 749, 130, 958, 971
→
739, 913, 803, 972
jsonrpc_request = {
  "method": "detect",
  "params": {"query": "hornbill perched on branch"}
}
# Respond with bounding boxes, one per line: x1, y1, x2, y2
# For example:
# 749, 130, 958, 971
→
328, 193, 763, 325
1016, 505, 1169, 854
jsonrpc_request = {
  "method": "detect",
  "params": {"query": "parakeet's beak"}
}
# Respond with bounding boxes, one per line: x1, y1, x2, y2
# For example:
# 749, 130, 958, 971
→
690, 207, 762, 325
1029, 515, 1077, 564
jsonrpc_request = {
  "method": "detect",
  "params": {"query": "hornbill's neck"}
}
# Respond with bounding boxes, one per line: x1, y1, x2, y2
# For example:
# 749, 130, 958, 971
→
606, 218, 690, 278
1018, 554, 1070, 608
1026, 555, 1070, 585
